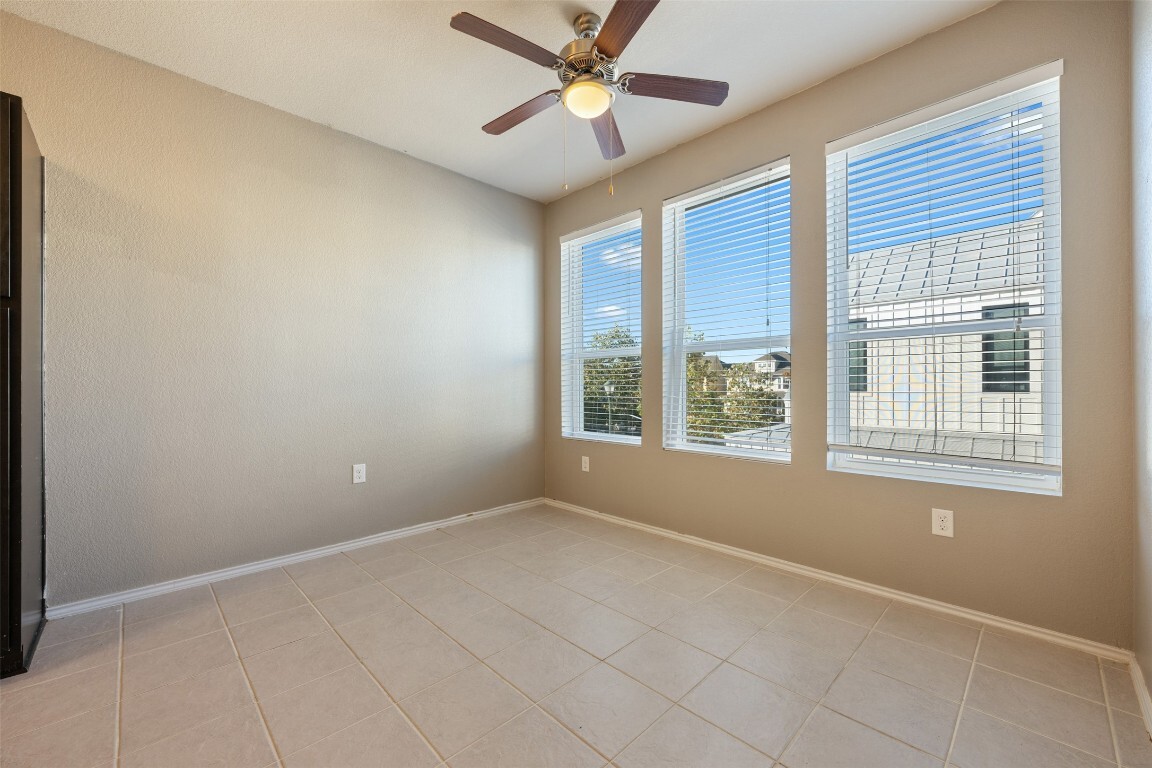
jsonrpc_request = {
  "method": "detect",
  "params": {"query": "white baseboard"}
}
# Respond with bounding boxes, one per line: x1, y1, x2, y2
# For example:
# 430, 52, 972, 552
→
45, 497, 546, 620
1131, 658, 1152, 739
544, 497, 1134, 664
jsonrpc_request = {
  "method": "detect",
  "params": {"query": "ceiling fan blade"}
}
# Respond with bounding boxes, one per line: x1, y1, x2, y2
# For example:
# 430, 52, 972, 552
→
594, 0, 660, 60
620, 72, 729, 106
591, 110, 626, 160
483, 91, 561, 135
450, 12, 559, 68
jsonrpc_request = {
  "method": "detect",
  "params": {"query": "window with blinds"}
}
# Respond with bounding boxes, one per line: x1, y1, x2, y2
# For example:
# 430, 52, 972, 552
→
826, 69, 1062, 494
663, 162, 792, 460
561, 212, 643, 444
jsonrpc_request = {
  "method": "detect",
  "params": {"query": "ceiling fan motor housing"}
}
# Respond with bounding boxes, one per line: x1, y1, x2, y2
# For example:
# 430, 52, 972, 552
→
558, 36, 618, 85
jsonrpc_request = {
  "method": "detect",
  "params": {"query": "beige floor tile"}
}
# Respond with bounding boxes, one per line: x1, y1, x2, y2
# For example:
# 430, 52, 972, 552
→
283, 707, 439, 768
262, 664, 391, 756
120, 662, 253, 754
519, 552, 592, 581
823, 664, 958, 758
416, 538, 483, 565
294, 565, 377, 602
1106, 664, 1142, 715
541, 664, 671, 758
851, 631, 973, 702
489, 538, 552, 566
630, 538, 703, 565
440, 552, 516, 581
445, 525, 525, 551
1113, 709, 1152, 768
874, 604, 979, 659
729, 629, 845, 700
400, 664, 531, 758
732, 567, 815, 601
681, 662, 813, 759
506, 582, 597, 629
120, 704, 275, 768
781, 706, 940, 768
502, 519, 559, 539
966, 664, 1113, 759
949, 708, 1113, 768
211, 568, 293, 600
565, 517, 626, 540
344, 609, 476, 699
218, 583, 308, 626
563, 538, 629, 565
37, 607, 121, 648
644, 566, 728, 601
440, 604, 543, 659
557, 565, 637, 601
679, 551, 755, 581
124, 586, 216, 625
244, 630, 357, 700
978, 628, 1104, 701
528, 528, 589, 551
122, 628, 237, 696
449, 706, 605, 768
360, 550, 434, 581
3, 629, 119, 691
607, 630, 720, 700
342, 538, 410, 563
283, 553, 356, 581
547, 603, 650, 659
413, 584, 502, 627
601, 551, 672, 581
229, 605, 329, 658
0, 661, 118, 738
463, 563, 551, 603
123, 603, 224, 656
402, 529, 459, 551
604, 584, 691, 627
768, 604, 869, 661
0, 703, 116, 768
313, 582, 402, 626
701, 584, 791, 627
658, 603, 761, 659
388, 567, 473, 604
615, 706, 773, 768
487, 632, 598, 701
795, 582, 890, 627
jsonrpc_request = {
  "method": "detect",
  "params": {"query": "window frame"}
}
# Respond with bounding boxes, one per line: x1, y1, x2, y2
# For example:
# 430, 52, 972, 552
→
662, 159, 793, 463
560, 211, 644, 446
825, 64, 1063, 495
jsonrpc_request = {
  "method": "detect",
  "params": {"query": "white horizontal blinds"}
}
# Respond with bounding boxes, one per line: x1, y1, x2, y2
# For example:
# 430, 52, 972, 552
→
560, 214, 642, 443
827, 77, 1061, 490
664, 163, 792, 459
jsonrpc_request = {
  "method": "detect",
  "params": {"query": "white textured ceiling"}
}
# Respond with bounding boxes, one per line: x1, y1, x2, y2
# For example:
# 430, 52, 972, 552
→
2, 0, 994, 202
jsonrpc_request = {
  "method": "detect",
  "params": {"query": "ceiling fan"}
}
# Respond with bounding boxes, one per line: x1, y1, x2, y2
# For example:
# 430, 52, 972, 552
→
450, 0, 729, 161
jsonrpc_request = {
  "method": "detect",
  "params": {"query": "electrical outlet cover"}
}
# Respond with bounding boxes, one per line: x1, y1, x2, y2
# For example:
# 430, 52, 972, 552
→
931, 508, 954, 537
353, 464, 366, 484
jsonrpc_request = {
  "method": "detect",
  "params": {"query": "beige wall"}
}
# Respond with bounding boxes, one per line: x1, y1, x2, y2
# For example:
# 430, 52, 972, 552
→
0, 13, 545, 606
544, 1, 1133, 646
1134, 0, 1152, 681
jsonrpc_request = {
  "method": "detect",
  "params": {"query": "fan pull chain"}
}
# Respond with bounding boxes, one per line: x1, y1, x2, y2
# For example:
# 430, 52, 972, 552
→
608, 106, 615, 196
562, 102, 569, 191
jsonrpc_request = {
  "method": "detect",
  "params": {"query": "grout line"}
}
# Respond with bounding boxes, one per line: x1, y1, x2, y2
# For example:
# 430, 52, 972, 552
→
114, 605, 124, 767
1100, 658, 1124, 767
944, 627, 983, 767
209, 581, 284, 766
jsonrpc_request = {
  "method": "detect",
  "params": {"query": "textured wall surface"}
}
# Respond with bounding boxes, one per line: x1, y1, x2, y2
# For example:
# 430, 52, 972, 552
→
544, 1, 1134, 646
0, 13, 544, 605
1134, 0, 1152, 683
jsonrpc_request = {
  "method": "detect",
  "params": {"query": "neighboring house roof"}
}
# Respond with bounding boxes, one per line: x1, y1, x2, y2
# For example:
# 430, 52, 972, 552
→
754, 351, 792, 371
848, 211, 1045, 306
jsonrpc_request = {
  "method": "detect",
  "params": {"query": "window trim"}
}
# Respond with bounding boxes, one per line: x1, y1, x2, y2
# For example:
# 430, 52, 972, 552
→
662, 157, 793, 463
825, 68, 1063, 496
560, 211, 643, 445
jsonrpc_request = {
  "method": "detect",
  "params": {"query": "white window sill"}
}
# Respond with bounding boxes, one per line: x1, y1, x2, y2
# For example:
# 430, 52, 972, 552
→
664, 443, 792, 464
562, 432, 642, 446
828, 452, 1062, 496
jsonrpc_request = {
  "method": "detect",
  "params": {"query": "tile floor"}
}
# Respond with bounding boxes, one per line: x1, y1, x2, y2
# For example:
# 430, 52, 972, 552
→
2, 502, 1150, 768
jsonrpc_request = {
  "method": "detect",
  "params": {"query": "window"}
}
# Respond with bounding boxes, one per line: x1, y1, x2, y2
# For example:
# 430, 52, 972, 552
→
982, 304, 1031, 393
560, 212, 643, 444
826, 67, 1062, 494
663, 161, 792, 460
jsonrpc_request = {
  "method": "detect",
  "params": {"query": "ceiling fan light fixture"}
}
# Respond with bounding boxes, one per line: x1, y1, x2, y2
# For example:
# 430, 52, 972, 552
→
562, 77, 615, 119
